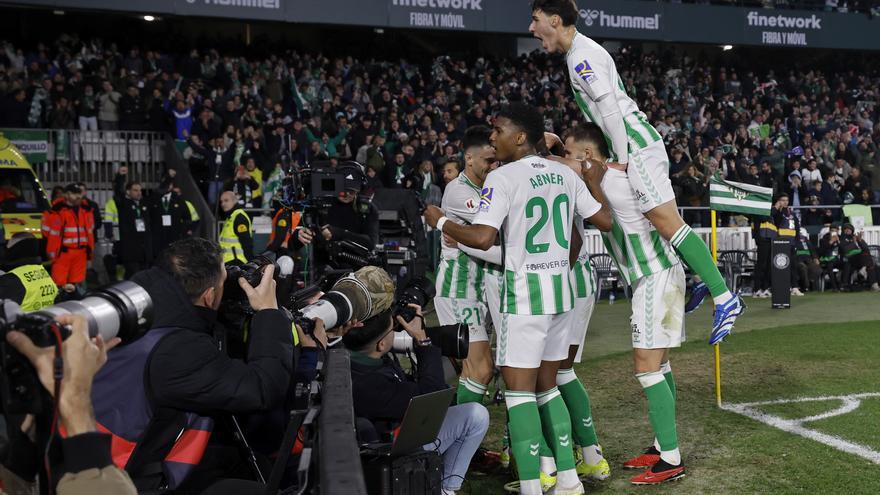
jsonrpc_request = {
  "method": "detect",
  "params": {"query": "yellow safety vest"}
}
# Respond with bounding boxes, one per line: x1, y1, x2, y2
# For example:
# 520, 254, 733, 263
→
186, 201, 200, 222
10, 264, 58, 311
219, 209, 252, 263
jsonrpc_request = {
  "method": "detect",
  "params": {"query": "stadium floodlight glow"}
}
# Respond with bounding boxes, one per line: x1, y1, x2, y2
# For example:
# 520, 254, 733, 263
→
53, 10, 65, 15
374, 28, 385, 34
143, 15, 156, 22
722, 45, 734, 51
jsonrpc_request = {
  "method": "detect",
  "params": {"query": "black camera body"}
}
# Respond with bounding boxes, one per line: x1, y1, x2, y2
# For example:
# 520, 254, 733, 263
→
393, 277, 435, 323
0, 281, 153, 414
0, 309, 67, 413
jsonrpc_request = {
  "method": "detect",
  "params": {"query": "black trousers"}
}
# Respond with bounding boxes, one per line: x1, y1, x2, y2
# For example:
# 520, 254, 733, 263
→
754, 239, 772, 291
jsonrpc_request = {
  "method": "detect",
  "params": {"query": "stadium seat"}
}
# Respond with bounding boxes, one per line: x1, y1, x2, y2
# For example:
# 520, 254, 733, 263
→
589, 253, 629, 301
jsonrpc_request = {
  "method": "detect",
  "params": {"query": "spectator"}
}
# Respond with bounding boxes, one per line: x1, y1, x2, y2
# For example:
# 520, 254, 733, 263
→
97, 81, 121, 130
441, 160, 460, 188
74, 83, 99, 131
801, 159, 822, 191
119, 85, 146, 130
843, 166, 871, 202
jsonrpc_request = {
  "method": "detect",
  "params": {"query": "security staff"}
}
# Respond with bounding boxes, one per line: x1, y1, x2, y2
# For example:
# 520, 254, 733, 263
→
116, 181, 154, 279
0, 233, 57, 311
174, 186, 200, 235
102, 195, 121, 282
218, 190, 253, 264
267, 205, 313, 256
43, 184, 94, 290
149, 181, 191, 256
317, 163, 380, 255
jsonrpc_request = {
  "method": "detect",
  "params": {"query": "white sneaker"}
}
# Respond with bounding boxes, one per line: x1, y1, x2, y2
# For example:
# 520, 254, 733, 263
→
791, 288, 804, 296
752, 290, 764, 298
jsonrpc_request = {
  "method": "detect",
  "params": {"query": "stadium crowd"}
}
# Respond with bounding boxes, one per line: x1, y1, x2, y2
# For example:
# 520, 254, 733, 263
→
1, 33, 879, 218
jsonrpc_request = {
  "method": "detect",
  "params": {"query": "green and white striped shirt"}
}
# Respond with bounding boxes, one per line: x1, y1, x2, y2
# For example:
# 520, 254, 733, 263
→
474, 156, 601, 315
571, 215, 596, 299
600, 168, 679, 285
567, 32, 662, 161
435, 173, 489, 302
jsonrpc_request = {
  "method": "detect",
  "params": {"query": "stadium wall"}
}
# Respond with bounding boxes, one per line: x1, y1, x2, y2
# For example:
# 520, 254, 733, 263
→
6, 0, 879, 51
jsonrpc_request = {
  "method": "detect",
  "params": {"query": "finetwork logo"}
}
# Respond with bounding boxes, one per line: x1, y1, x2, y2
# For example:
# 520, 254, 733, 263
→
185, 0, 280, 8
579, 8, 660, 30
392, 0, 482, 10
746, 11, 822, 29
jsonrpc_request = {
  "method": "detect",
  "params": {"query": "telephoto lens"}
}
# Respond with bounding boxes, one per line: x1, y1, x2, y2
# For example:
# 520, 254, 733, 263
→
392, 323, 469, 359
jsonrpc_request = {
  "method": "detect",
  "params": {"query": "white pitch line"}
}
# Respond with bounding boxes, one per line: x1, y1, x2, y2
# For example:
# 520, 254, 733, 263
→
722, 393, 880, 465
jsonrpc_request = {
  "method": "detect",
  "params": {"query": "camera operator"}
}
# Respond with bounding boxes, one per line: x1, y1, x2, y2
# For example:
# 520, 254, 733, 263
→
87, 237, 293, 493
315, 163, 379, 265
218, 191, 254, 264
839, 223, 880, 292
5, 314, 137, 494
344, 305, 489, 495
0, 233, 57, 311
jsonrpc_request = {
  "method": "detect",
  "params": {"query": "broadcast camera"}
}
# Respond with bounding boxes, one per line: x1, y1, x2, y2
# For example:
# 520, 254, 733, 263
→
0, 281, 153, 414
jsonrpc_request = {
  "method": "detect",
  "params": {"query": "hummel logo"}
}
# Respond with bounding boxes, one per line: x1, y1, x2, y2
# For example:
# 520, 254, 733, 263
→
559, 435, 571, 447
529, 443, 540, 456
583, 417, 593, 428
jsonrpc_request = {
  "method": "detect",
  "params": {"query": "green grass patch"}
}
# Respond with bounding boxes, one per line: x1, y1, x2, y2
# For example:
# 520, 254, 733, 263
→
757, 400, 845, 420
457, 319, 880, 494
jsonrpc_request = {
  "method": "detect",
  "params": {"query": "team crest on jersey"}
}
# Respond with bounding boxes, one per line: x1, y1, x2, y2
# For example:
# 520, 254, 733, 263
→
479, 187, 493, 211
574, 60, 598, 84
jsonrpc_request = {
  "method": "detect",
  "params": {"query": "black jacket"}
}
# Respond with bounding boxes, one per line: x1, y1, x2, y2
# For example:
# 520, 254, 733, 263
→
131, 267, 294, 413
148, 192, 191, 256
349, 345, 447, 436
116, 197, 153, 263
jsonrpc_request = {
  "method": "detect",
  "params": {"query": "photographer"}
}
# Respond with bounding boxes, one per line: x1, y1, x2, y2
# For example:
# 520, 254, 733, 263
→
344, 306, 488, 495
838, 223, 880, 292
88, 237, 293, 493
5, 314, 136, 494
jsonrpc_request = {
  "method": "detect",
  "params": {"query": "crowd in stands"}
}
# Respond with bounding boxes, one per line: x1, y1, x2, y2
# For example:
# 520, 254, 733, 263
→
0, 33, 879, 221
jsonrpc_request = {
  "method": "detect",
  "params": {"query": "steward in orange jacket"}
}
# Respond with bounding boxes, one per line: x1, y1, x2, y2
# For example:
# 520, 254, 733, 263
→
42, 184, 95, 286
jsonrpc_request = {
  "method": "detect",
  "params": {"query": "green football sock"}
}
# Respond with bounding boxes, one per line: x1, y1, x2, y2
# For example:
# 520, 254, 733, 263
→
660, 361, 676, 402
505, 391, 542, 482
456, 378, 486, 405
670, 224, 730, 300
637, 372, 678, 453
537, 387, 576, 472
556, 368, 599, 448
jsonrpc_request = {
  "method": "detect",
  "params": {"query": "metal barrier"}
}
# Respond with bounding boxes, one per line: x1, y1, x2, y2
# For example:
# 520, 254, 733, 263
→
19, 129, 168, 191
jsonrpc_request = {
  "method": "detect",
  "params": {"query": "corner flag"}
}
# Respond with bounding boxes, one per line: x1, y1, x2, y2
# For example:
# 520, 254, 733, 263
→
709, 175, 773, 217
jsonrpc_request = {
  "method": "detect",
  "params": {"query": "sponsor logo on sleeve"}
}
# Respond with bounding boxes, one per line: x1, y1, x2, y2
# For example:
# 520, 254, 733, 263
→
574, 60, 598, 84
479, 187, 493, 211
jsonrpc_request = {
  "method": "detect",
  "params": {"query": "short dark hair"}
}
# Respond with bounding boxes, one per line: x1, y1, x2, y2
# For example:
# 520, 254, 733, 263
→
462, 125, 492, 152
563, 123, 611, 160
496, 103, 544, 149
158, 237, 224, 302
126, 181, 142, 191
531, 0, 579, 27
342, 309, 394, 351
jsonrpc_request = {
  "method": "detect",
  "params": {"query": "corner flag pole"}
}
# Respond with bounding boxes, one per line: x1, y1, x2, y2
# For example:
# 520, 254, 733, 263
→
711, 209, 722, 408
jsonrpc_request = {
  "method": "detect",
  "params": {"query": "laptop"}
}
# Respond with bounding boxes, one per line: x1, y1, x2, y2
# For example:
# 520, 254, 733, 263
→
383, 388, 456, 457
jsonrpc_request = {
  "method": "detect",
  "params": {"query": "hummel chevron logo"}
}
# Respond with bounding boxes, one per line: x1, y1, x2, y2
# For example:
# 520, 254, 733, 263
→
583, 417, 593, 428
559, 435, 570, 447
529, 443, 540, 456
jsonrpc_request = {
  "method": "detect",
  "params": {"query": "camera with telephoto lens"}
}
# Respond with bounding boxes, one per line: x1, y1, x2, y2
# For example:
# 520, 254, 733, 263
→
224, 253, 278, 306
0, 281, 153, 414
389, 278, 469, 359
393, 277, 434, 323
288, 265, 396, 337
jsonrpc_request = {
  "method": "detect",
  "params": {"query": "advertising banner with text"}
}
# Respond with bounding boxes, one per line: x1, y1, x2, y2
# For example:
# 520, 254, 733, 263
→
6, 0, 879, 50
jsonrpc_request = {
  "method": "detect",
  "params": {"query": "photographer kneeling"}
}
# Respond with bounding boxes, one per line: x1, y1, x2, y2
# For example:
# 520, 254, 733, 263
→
344, 305, 488, 495
91, 237, 293, 493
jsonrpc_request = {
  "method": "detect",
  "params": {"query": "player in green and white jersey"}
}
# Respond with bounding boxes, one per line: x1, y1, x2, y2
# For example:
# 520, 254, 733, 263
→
425, 104, 612, 495
564, 123, 686, 485
433, 126, 500, 407
529, 0, 743, 345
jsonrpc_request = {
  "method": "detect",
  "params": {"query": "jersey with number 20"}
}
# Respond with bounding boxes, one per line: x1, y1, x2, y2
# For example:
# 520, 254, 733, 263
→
473, 155, 601, 315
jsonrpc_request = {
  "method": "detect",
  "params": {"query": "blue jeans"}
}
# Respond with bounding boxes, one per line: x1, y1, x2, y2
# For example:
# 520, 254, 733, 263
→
208, 180, 224, 207
424, 403, 489, 491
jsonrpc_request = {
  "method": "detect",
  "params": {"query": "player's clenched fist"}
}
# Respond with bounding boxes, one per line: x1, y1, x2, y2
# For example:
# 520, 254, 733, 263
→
423, 205, 445, 228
